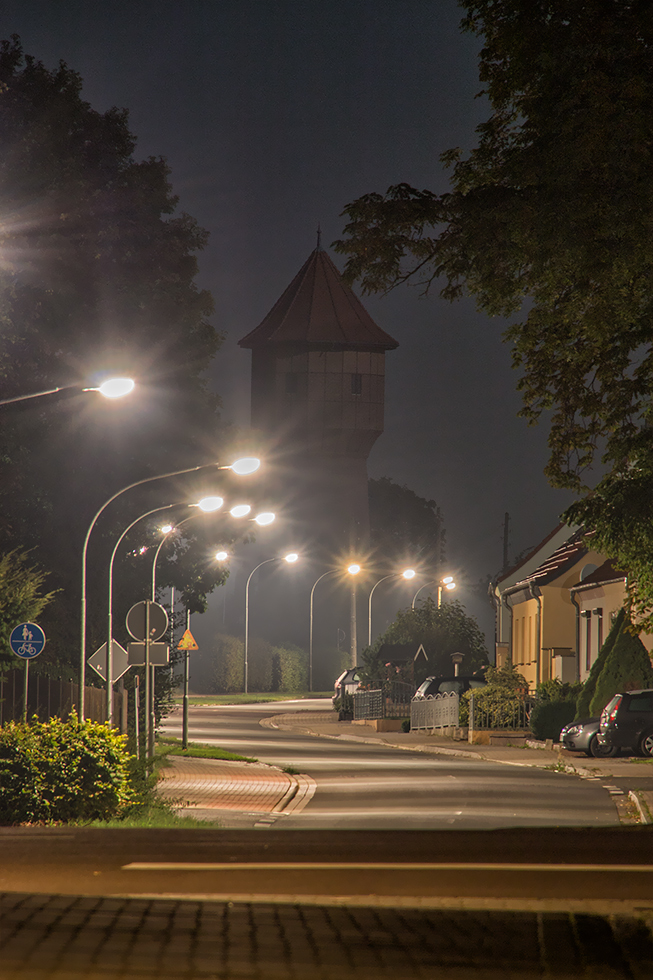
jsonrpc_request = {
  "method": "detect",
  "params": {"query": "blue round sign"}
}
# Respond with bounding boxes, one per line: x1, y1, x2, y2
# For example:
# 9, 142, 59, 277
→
10, 622, 46, 660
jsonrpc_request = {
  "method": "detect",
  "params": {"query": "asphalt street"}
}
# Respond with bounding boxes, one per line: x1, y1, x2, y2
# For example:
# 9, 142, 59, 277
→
159, 700, 620, 830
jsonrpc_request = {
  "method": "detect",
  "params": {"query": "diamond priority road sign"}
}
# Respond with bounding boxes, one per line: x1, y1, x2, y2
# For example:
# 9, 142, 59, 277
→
88, 640, 129, 683
10, 622, 46, 660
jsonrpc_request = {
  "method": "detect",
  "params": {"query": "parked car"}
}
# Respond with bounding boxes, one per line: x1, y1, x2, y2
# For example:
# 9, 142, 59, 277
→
597, 688, 653, 757
559, 717, 618, 757
413, 673, 487, 700
334, 667, 361, 701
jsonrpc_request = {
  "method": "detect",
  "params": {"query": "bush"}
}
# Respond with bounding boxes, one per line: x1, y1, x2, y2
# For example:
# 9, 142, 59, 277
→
575, 608, 624, 719
529, 700, 577, 741
0, 715, 135, 824
590, 615, 653, 716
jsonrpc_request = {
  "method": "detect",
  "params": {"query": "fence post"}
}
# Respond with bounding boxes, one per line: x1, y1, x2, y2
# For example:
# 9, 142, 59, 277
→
469, 692, 474, 739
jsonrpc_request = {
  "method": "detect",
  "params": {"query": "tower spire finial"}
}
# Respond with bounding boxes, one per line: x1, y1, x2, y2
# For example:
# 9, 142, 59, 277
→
316, 224, 322, 251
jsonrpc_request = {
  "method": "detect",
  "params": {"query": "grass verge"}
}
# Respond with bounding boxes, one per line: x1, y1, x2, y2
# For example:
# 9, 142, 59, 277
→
157, 736, 256, 763
172, 693, 333, 706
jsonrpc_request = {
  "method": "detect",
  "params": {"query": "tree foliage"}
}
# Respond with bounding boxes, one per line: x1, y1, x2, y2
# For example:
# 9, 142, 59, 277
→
0, 37, 229, 663
589, 612, 653, 715
0, 550, 54, 671
575, 606, 625, 718
333, 3, 653, 628
361, 596, 489, 683
368, 476, 445, 567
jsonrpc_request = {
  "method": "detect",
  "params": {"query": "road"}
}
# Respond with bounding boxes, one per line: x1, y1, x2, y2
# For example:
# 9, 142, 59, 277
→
160, 699, 620, 829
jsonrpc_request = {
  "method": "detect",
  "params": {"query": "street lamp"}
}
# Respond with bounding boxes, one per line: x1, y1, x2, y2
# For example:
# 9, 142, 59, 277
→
79, 455, 260, 718
308, 568, 340, 693
0, 376, 136, 406
411, 575, 456, 610
244, 552, 299, 694
104, 494, 226, 727
347, 563, 362, 668
368, 568, 416, 647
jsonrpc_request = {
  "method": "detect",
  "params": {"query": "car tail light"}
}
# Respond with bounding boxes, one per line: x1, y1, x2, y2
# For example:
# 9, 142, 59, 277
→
608, 695, 622, 723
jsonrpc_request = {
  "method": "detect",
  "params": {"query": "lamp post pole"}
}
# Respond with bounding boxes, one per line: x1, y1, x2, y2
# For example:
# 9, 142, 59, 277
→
244, 553, 298, 693
309, 570, 339, 692
79, 457, 259, 719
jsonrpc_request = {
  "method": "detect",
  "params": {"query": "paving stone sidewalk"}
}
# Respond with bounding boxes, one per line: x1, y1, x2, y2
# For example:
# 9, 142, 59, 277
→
157, 757, 297, 820
0, 891, 651, 979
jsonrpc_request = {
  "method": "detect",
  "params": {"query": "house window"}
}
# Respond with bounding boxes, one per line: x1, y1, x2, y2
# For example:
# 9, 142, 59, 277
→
351, 373, 363, 395
285, 373, 298, 395
584, 612, 592, 672
593, 608, 603, 653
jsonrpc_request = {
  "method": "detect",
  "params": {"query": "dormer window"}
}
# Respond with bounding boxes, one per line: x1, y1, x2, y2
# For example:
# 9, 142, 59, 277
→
351, 373, 363, 395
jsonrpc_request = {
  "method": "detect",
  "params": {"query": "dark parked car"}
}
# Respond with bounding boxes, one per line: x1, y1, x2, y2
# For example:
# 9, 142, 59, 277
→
598, 688, 653, 757
413, 674, 487, 700
559, 717, 618, 757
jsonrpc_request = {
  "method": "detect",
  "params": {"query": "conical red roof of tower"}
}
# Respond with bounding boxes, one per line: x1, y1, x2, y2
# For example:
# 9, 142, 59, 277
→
238, 247, 399, 351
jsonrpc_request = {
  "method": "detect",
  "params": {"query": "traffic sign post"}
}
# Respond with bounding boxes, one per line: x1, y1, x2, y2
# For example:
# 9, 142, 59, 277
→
178, 619, 198, 749
88, 640, 129, 684
10, 623, 46, 722
126, 600, 169, 763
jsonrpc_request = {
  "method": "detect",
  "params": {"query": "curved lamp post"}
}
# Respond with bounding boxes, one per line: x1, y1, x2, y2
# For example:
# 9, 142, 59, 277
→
309, 569, 339, 693
0, 376, 135, 406
368, 568, 416, 647
244, 551, 298, 694
412, 575, 456, 610
80, 455, 260, 718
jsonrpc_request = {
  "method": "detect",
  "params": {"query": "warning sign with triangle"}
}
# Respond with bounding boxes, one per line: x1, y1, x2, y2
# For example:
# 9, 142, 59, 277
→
177, 629, 199, 651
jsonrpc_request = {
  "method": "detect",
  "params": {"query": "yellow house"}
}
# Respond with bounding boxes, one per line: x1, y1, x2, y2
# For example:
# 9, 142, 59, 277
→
570, 560, 653, 682
497, 529, 604, 691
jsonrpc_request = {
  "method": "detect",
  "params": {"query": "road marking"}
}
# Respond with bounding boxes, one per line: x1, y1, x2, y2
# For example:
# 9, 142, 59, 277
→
122, 862, 653, 873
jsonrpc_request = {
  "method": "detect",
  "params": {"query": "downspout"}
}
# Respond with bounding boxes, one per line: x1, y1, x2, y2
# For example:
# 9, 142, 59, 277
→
502, 592, 514, 665
570, 589, 581, 684
528, 582, 542, 688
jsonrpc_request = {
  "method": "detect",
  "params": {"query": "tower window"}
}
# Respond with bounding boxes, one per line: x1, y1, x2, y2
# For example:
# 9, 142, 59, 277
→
351, 373, 363, 395
285, 373, 298, 395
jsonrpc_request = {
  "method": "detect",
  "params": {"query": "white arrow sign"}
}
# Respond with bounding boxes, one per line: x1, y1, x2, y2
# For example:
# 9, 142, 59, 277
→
88, 640, 130, 683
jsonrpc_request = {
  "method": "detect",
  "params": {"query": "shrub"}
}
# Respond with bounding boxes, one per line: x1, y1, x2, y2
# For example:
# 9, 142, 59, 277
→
529, 700, 577, 741
575, 608, 624, 719
0, 715, 135, 824
589, 615, 653, 716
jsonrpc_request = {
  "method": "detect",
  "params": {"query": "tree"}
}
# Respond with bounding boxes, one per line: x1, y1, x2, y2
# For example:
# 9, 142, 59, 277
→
368, 477, 445, 567
361, 596, 489, 684
575, 606, 625, 719
589, 612, 653, 716
333, 3, 653, 628
0, 37, 229, 665
0, 550, 54, 672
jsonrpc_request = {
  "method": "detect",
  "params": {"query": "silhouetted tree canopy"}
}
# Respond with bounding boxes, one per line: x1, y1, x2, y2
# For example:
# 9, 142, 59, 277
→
334, 2, 653, 629
0, 37, 239, 664
368, 476, 445, 568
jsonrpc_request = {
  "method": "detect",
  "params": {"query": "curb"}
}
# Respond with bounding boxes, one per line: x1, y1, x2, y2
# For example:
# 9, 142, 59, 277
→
628, 789, 651, 825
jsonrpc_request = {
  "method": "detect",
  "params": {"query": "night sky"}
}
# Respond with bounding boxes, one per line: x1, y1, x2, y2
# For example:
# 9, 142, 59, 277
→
1, 1, 575, 648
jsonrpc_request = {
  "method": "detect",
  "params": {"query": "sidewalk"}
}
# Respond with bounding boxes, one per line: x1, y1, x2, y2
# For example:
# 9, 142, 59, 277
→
158, 755, 316, 823
267, 709, 653, 821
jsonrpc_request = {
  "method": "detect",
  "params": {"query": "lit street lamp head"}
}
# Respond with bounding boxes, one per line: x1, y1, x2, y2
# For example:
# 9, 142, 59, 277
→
347, 563, 361, 575
254, 511, 275, 526
197, 496, 224, 512
215, 550, 229, 561
160, 524, 174, 534
230, 504, 252, 518
229, 457, 261, 475
94, 378, 136, 399
284, 553, 299, 563
403, 568, 416, 579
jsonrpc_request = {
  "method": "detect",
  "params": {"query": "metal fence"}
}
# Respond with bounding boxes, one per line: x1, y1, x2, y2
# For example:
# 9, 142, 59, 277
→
0, 669, 123, 726
353, 681, 414, 721
468, 692, 535, 731
410, 691, 459, 731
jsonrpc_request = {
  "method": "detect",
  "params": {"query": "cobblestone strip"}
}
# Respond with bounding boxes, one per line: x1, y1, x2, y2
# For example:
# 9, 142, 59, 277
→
158, 757, 294, 814
0, 893, 651, 978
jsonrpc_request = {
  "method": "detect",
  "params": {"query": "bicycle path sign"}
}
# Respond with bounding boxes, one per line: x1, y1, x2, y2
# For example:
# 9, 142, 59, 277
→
10, 622, 46, 660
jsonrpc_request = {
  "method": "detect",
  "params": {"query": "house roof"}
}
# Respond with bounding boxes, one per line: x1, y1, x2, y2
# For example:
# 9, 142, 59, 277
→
506, 531, 587, 594
496, 523, 566, 585
238, 247, 399, 351
377, 643, 428, 664
570, 559, 626, 591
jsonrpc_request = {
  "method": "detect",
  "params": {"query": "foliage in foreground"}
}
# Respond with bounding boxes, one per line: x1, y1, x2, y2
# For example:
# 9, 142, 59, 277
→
459, 662, 528, 728
0, 715, 135, 824
0, 550, 55, 671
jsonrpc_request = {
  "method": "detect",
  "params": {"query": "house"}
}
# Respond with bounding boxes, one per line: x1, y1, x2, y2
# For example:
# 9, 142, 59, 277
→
570, 560, 653, 682
493, 527, 604, 690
